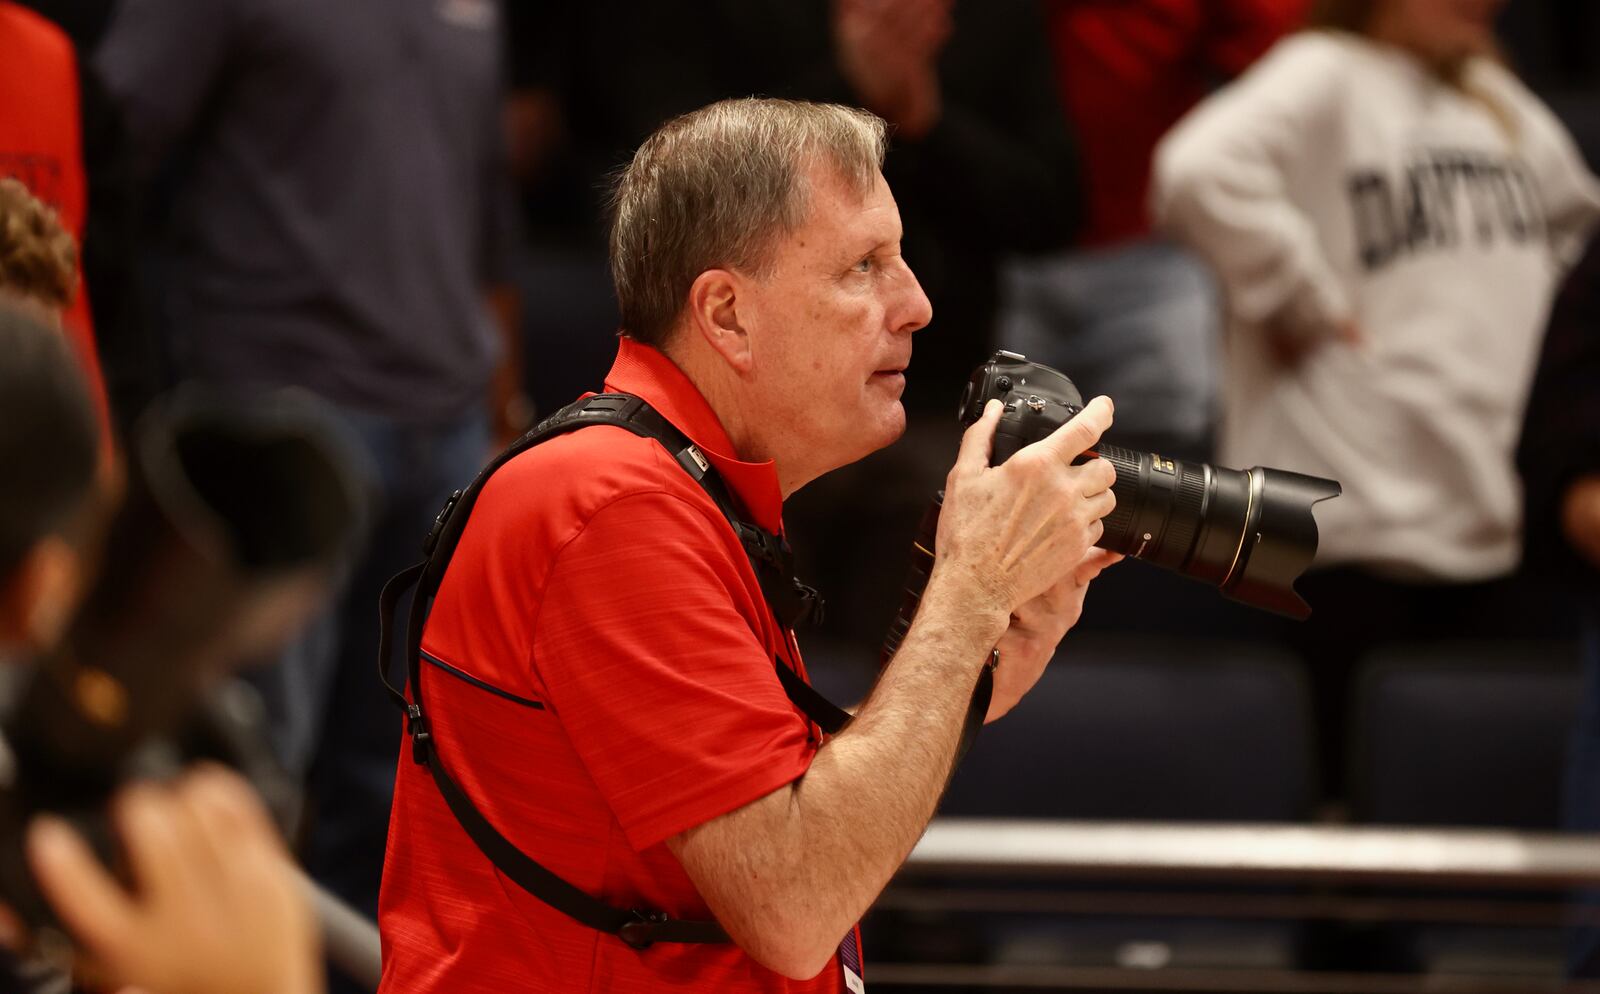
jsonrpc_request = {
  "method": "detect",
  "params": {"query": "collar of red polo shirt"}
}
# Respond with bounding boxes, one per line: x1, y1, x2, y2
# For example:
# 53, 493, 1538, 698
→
372, 337, 849, 950
604, 337, 785, 533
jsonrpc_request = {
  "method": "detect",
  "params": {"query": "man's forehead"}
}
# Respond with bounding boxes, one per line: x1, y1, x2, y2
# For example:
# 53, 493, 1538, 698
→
797, 163, 898, 243
803, 158, 887, 207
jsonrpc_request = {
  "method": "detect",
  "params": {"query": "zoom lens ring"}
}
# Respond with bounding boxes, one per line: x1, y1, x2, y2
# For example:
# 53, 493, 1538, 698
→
1096, 445, 1144, 552
1160, 461, 1208, 567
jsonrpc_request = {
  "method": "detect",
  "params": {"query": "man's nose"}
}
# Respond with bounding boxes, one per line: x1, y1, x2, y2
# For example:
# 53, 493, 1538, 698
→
896, 261, 933, 335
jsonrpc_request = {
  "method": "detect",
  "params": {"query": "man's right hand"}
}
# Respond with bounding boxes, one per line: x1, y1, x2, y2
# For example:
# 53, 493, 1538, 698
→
932, 396, 1118, 623
663, 396, 1117, 981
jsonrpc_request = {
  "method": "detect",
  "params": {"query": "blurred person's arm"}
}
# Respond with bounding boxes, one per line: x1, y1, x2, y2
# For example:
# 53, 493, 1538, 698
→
500, 0, 575, 185
746, 0, 1080, 253
25, 766, 322, 994
1564, 477, 1600, 570
1152, 34, 1353, 358
1518, 232, 1600, 584
831, 0, 951, 141
1480, 69, 1600, 264
831, 0, 1083, 253
91, 0, 240, 181
485, 283, 528, 444
504, 89, 565, 187
483, 20, 531, 445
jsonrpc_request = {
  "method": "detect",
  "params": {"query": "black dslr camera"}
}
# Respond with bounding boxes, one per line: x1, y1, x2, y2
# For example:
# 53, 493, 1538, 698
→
884, 352, 1340, 657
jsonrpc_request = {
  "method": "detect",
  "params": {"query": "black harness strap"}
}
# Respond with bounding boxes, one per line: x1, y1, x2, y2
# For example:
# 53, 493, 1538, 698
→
378, 392, 985, 950
377, 394, 833, 948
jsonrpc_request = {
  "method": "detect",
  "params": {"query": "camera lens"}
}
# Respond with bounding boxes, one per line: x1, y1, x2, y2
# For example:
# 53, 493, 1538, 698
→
1094, 444, 1339, 619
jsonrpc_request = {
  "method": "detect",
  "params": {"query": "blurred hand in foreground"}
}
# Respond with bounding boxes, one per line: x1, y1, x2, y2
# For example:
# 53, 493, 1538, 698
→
26, 765, 321, 994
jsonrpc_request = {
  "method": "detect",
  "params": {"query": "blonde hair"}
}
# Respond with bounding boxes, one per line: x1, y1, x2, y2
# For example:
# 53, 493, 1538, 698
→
1309, 0, 1515, 137
0, 177, 78, 309
1308, 0, 1376, 32
607, 98, 887, 346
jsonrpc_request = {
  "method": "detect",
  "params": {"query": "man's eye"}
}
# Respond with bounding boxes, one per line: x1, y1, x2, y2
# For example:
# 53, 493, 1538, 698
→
852, 257, 873, 273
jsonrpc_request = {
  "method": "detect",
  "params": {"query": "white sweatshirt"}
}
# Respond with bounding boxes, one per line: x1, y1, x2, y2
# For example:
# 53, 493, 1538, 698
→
1153, 31, 1600, 582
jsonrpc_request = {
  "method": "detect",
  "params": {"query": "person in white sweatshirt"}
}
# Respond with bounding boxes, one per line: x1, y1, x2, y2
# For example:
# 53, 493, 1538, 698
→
1152, 0, 1600, 798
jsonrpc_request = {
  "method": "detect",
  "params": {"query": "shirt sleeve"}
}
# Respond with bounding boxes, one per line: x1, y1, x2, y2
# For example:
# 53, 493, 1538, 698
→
92, 0, 242, 180
531, 490, 817, 852
1495, 71, 1600, 265
1152, 32, 1352, 338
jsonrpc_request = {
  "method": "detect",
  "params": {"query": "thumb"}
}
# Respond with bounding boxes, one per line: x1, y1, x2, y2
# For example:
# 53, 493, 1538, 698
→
1073, 548, 1124, 586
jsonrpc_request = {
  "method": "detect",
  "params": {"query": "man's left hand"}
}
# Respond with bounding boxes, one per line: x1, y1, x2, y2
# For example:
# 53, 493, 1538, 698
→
985, 547, 1123, 723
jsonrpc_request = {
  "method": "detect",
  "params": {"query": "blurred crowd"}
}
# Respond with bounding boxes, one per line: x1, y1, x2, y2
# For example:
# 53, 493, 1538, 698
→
1, 0, 1599, 991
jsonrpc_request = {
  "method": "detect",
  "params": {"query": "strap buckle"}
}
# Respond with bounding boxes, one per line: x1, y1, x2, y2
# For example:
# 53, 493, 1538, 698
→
423, 489, 464, 556
577, 394, 644, 420
734, 522, 794, 574
794, 581, 825, 628
406, 703, 432, 764
618, 909, 669, 950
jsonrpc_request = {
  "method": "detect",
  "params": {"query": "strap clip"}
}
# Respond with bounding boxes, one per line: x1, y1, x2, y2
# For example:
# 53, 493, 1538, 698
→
794, 581, 826, 628
618, 909, 669, 950
423, 489, 464, 556
406, 703, 432, 764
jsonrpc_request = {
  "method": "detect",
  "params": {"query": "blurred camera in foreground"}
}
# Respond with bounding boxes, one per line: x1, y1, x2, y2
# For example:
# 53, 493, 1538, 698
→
0, 389, 362, 936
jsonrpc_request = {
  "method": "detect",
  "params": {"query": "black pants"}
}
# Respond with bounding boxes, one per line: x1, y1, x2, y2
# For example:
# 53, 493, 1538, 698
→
1283, 566, 1576, 803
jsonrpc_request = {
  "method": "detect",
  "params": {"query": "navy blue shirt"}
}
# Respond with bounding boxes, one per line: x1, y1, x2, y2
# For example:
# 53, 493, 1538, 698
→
96, 0, 515, 421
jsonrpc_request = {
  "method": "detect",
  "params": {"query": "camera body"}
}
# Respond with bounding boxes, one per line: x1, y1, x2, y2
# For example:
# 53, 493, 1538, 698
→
958, 349, 1092, 466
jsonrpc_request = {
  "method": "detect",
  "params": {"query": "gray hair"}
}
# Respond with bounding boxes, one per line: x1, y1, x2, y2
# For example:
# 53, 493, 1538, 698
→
607, 98, 888, 346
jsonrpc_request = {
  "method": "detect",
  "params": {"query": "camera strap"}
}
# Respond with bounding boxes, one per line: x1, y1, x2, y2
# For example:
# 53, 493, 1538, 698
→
377, 391, 990, 950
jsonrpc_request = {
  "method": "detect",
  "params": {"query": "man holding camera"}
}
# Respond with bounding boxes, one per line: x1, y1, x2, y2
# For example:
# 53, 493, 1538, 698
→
378, 98, 1119, 992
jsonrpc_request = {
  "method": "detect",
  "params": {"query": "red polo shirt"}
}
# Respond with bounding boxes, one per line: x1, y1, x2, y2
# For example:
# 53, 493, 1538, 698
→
378, 340, 842, 993
1049, 0, 1306, 248
0, 2, 111, 440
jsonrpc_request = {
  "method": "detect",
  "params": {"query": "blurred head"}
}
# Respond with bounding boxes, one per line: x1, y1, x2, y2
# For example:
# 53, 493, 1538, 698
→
1313, 0, 1503, 72
0, 304, 102, 651
609, 99, 933, 493
0, 177, 78, 328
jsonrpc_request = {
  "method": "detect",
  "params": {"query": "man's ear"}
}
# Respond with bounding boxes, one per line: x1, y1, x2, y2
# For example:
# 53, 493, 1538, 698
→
0, 537, 82, 651
685, 268, 754, 373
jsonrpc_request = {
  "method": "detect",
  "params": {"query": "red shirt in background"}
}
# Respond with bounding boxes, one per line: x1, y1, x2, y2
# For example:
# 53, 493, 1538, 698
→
0, 1, 111, 440
1049, 0, 1308, 248
379, 339, 844, 993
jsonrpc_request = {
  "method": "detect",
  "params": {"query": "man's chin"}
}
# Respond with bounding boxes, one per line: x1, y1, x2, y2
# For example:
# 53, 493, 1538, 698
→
833, 406, 905, 466
868, 404, 908, 452
876, 398, 902, 438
